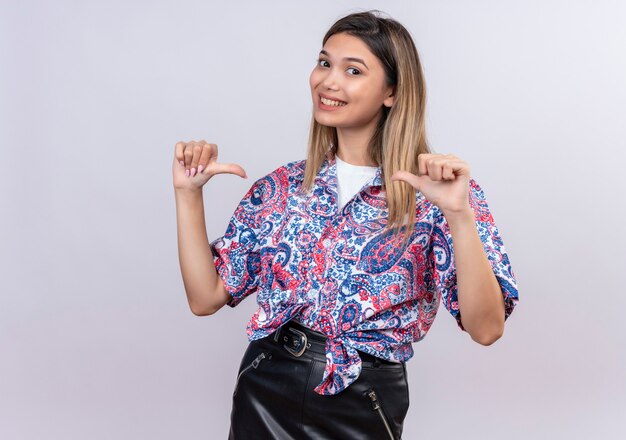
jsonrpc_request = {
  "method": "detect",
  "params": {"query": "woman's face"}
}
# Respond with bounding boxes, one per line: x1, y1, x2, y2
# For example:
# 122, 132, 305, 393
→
309, 32, 395, 129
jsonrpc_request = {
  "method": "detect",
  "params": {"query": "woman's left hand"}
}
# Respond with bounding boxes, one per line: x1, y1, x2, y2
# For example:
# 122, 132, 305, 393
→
390, 153, 471, 214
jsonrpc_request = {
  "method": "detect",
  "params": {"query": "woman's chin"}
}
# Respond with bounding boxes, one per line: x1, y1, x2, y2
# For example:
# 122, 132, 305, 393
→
313, 114, 339, 128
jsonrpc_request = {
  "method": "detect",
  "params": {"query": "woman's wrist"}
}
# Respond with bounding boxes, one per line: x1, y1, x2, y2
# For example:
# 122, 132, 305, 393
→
174, 187, 204, 203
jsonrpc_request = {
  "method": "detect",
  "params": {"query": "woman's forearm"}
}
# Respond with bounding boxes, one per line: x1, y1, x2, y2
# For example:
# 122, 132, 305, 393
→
443, 207, 505, 345
175, 188, 219, 315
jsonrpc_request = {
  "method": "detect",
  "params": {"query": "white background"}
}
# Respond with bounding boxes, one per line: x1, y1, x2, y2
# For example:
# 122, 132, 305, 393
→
1, 0, 625, 438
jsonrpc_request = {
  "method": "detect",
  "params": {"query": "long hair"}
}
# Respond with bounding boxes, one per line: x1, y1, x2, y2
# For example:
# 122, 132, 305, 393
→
301, 9, 432, 248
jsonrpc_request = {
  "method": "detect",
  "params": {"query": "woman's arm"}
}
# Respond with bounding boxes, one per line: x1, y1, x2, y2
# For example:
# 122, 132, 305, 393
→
175, 187, 230, 316
443, 207, 505, 345
392, 153, 514, 344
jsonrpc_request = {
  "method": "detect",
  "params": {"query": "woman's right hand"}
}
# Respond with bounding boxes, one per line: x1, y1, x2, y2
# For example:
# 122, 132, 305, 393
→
172, 140, 248, 191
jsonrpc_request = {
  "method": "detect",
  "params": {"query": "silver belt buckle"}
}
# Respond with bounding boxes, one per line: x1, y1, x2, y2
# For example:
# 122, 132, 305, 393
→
283, 327, 308, 357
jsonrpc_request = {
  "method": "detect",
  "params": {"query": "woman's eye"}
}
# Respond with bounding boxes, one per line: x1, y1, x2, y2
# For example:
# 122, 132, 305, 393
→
316, 59, 361, 75
317, 58, 330, 68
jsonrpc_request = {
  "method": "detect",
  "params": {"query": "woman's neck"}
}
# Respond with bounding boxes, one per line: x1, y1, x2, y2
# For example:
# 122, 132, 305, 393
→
335, 125, 378, 167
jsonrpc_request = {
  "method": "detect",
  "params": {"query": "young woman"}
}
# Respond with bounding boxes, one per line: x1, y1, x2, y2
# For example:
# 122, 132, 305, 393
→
173, 10, 519, 440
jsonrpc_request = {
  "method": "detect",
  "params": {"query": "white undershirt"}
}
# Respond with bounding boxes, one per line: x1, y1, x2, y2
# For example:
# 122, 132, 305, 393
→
335, 154, 379, 210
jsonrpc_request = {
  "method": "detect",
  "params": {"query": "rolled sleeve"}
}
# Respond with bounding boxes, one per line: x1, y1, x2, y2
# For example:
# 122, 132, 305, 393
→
429, 177, 519, 331
210, 178, 268, 308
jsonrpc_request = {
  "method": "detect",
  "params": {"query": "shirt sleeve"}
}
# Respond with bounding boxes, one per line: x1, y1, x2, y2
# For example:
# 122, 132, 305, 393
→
209, 177, 269, 308
429, 177, 519, 331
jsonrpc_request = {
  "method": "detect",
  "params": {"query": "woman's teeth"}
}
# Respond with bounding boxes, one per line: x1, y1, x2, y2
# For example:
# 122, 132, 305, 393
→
321, 97, 347, 106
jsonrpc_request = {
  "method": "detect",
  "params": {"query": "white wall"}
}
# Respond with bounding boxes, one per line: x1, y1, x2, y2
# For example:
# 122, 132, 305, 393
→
1, 0, 625, 438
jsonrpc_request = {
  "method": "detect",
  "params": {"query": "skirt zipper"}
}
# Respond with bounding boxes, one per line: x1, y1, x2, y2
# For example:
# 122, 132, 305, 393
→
234, 352, 270, 394
367, 389, 396, 440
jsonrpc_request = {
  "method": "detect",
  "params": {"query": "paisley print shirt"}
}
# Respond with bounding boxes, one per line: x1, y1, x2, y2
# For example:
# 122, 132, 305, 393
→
210, 153, 519, 396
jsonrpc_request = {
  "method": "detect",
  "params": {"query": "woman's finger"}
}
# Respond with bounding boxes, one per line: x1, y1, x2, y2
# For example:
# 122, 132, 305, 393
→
209, 162, 248, 178
441, 161, 456, 180
175, 141, 187, 167
198, 143, 213, 174
190, 143, 203, 177
418, 153, 436, 176
426, 156, 444, 181
183, 144, 194, 176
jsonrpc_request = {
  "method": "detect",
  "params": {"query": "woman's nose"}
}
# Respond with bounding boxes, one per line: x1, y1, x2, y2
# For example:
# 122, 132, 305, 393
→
321, 69, 341, 90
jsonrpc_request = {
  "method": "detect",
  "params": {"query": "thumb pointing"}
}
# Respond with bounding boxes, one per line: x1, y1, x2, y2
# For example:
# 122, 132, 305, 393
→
209, 162, 248, 179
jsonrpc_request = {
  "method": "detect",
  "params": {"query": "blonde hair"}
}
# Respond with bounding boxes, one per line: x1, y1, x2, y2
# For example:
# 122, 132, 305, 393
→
301, 10, 432, 248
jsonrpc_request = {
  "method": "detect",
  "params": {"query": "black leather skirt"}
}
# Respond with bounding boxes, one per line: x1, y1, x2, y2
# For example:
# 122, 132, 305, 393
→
228, 319, 410, 440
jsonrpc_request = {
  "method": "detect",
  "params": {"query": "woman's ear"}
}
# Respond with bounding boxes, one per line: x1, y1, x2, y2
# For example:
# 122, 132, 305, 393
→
383, 86, 395, 108
383, 94, 394, 108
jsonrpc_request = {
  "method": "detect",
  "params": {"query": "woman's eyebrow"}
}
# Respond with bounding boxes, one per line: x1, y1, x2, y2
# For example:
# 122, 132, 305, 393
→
319, 49, 369, 69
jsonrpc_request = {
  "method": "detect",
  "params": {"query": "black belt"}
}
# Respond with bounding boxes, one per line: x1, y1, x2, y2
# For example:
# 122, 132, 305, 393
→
271, 319, 398, 367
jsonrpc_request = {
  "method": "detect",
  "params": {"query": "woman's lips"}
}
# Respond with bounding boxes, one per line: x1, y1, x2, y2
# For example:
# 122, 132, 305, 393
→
318, 96, 347, 111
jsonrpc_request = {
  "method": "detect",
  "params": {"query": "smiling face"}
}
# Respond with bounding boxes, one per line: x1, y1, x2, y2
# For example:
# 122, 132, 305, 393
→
309, 32, 395, 130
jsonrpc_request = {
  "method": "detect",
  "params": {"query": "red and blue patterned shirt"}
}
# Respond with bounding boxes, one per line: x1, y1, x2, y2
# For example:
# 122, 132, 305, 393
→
210, 153, 519, 396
